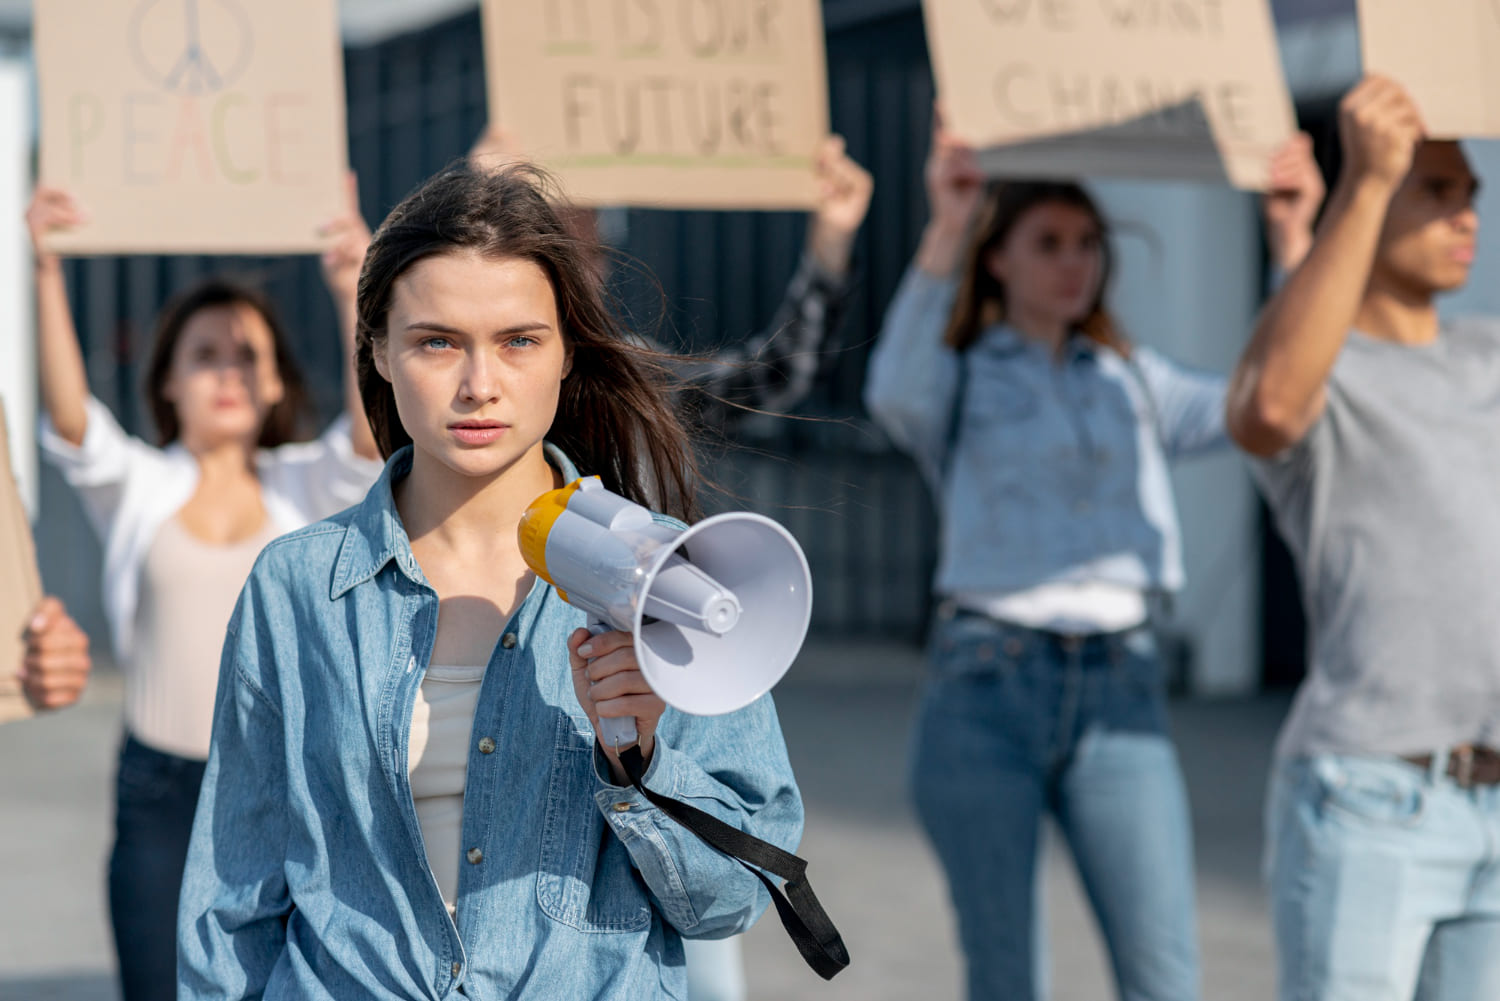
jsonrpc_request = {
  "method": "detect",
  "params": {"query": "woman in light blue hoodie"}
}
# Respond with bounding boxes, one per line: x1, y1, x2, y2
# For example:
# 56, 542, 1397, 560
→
177, 163, 804, 1000
864, 117, 1322, 1001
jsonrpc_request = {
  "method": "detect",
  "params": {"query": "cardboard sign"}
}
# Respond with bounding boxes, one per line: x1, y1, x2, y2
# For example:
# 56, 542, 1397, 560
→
1358, 0, 1500, 137
35, 0, 350, 255
482, 0, 830, 209
0, 401, 42, 724
921, 0, 1297, 189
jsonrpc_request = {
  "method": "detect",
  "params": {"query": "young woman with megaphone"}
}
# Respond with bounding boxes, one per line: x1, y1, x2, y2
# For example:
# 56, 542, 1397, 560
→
176, 162, 842, 1000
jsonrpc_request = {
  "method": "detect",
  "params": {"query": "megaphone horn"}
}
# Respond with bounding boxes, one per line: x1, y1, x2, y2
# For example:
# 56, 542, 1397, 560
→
519, 477, 813, 748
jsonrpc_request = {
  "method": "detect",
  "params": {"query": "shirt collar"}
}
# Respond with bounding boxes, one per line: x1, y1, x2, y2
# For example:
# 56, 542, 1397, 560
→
978, 324, 1098, 362
330, 442, 582, 600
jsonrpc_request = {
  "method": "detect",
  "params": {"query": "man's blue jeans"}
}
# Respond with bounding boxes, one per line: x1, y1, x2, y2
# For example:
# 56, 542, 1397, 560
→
1267, 753, 1500, 1001
910, 612, 1201, 1001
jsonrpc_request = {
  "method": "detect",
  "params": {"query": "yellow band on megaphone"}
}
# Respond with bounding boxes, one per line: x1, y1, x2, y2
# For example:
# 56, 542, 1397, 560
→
517, 476, 594, 587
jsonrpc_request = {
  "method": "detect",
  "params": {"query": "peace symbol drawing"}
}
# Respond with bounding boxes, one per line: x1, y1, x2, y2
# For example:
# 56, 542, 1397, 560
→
128, 0, 254, 95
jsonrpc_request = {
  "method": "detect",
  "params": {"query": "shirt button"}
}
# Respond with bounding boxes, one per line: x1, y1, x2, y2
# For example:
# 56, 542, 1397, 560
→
477, 737, 496, 754
501, 633, 518, 649
612, 801, 632, 813
451, 961, 462, 977
466, 847, 483, 865
1073, 500, 1091, 514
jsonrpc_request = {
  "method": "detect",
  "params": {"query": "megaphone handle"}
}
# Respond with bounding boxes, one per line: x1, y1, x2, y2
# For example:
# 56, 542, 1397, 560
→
586, 619, 640, 750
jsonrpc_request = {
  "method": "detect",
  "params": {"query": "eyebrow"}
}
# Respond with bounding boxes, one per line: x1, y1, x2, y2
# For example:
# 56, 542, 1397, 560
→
404, 321, 552, 337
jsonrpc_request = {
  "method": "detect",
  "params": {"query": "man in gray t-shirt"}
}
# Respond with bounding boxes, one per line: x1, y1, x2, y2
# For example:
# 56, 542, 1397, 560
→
1228, 76, 1500, 1001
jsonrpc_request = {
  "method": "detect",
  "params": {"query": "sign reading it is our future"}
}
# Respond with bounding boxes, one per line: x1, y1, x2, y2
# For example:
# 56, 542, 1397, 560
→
483, 0, 831, 210
35, 0, 349, 255
923, 0, 1297, 189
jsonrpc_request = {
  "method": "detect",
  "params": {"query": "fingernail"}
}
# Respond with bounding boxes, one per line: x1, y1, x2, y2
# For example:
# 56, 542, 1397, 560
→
28, 613, 45, 631
578, 643, 594, 657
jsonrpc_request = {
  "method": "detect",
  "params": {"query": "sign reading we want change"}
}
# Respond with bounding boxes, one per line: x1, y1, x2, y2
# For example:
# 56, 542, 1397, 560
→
923, 0, 1296, 190
482, 0, 830, 209
35, 0, 349, 254
1359, 0, 1500, 137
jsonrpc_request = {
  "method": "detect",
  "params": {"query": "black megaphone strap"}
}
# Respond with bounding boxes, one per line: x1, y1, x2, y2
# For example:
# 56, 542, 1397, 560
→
617, 745, 850, 980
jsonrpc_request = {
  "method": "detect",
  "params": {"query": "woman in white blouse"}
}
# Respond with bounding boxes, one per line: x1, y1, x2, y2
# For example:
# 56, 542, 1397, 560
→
26, 182, 384, 1001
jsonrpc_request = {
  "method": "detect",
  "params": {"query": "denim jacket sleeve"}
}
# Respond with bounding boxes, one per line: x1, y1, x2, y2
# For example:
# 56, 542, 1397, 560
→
588, 694, 803, 940
863, 265, 961, 486
177, 585, 292, 1000
1131, 346, 1231, 460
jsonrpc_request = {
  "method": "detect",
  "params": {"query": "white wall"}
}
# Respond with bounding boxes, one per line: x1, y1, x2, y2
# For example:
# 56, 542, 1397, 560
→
0, 58, 33, 515
1094, 180, 1263, 696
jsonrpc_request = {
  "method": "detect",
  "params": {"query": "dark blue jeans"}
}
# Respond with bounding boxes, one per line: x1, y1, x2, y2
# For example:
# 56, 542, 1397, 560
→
910, 611, 1200, 1001
108, 735, 207, 1001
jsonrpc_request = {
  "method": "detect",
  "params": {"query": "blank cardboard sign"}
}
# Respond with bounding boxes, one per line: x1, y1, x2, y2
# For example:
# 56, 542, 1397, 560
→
1358, 0, 1500, 137
0, 401, 41, 724
34, 0, 349, 255
922, 0, 1297, 189
482, 0, 830, 209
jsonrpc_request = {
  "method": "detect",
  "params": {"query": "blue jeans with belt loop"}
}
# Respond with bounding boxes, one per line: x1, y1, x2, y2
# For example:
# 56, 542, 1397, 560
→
1266, 749, 1500, 1001
910, 609, 1201, 1001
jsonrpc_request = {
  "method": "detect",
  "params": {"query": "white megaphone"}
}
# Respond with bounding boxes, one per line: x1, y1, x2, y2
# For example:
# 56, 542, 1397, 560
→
519, 476, 812, 749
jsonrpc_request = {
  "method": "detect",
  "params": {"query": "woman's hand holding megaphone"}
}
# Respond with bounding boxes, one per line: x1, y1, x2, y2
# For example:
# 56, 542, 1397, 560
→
568, 627, 668, 785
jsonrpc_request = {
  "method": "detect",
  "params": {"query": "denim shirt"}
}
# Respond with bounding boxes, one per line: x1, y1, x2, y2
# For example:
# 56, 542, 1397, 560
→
864, 266, 1229, 597
177, 445, 803, 1001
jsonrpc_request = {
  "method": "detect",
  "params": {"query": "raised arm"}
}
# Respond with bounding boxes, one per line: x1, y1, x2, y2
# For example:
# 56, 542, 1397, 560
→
1227, 77, 1424, 457
26, 188, 90, 446
863, 109, 986, 470
318, 172, 379, 461
674, 136, 873, 420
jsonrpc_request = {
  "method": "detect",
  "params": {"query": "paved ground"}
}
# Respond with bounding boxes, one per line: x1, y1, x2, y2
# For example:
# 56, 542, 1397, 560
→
0, 644, 1289, 1001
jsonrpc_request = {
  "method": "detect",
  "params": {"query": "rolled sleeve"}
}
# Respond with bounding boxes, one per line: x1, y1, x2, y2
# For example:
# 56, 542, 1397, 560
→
589, 697, 803, 939
260, 416, 384, 523
1133, 347, 1231, 460
38, 396, 155, 537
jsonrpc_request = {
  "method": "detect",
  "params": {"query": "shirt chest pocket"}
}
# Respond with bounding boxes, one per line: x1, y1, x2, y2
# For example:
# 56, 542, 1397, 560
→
536, 712, 653, 933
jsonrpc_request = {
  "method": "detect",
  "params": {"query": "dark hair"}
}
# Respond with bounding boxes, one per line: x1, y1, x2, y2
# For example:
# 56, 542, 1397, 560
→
355, 163, 703, 521
144, 278, 312, 447
944, 181, 1129, 356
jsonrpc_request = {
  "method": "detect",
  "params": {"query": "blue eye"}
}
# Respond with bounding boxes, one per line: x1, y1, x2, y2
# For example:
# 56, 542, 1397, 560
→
507, 335, 538, 348
421, 336, 452, 351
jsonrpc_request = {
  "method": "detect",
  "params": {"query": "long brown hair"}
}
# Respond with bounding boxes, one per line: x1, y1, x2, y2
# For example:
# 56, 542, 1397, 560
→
144, 278, 312, 447
943, 181, 1129, 357
354, 162, 703, 522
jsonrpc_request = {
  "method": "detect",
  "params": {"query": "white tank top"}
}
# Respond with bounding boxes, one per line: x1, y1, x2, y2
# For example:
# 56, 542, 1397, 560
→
408, 663, 487, 914
130, 516, 280, 759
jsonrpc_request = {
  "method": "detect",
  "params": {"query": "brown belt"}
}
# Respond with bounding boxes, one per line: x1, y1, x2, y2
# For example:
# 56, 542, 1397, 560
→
1401, 746, 1500, 788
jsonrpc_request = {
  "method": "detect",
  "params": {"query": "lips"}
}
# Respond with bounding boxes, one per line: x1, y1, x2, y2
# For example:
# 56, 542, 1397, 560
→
448, 420, 509, 445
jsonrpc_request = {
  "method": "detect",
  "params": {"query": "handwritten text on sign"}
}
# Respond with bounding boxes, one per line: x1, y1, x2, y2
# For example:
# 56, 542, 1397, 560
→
923, 0, 1295, 188
484, 0, 830, 209
36, 0, 349, 254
